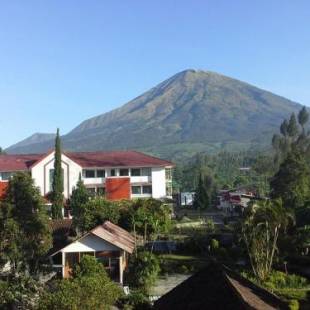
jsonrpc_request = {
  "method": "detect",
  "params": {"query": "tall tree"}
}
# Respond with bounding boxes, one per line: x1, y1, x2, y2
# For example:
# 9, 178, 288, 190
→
51, 128, 64, 219
3, 172, 52, 273
287, 113, 299, 139
193, 174, 210, 210
298, 106, 309, 131
270, 149, 310, 210
70, 175, 90, 219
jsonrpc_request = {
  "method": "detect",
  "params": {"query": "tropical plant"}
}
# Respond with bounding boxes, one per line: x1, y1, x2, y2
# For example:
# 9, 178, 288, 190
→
241, 199, 294, 281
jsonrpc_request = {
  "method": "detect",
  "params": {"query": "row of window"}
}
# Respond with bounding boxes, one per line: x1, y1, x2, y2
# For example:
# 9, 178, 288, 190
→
85, 185, 152, 196
131, 185, 152, 195
82, 167, 152, 178
0, 172, 14, 181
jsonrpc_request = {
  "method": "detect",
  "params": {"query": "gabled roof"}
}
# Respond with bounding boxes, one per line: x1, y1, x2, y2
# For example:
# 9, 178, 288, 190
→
50, 221, 135, 256
0, 150, 173, 171
91, 221, 135, 254
65, 150, 174, 168
154, 263, 288, 310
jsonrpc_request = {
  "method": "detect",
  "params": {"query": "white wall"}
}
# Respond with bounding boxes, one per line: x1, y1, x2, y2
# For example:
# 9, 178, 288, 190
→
31, 152, 82, 199
62, 234, 119, 253
151, 167, 166, 199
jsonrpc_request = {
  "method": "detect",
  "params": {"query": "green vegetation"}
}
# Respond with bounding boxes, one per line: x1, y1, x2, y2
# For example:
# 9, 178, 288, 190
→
51, 128, 64, 219
73, 196, 121, 233
174, 150, 272, 196
70, 175, 90, 220
242, 270, 310, 303
39, 255, 122, 310
0, 172, 52, 273
159, 254, 208, 275
241, 199, 294, 281
127, 251, 160, 294
0, 172, 52, 309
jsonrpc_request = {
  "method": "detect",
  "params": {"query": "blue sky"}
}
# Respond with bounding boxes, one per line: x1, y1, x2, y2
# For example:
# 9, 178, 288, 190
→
0, 0, 309, 148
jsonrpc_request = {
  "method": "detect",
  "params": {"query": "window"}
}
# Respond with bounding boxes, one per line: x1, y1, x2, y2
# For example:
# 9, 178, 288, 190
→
110, 169, 116, 177
97, 170, 105, 178
166, 183, 173, 196
1, 172, 13, 181
84, 170, 95, 178
97, 187, 105, 196
142, 185, 152, 194
131, 186, 141, 195
131, 168, 141, 176
141, 168, 151, 176
87, 187, 96, 195
49, 169, 64, 192
165, 168, 172, 180
120, 168, 129, 176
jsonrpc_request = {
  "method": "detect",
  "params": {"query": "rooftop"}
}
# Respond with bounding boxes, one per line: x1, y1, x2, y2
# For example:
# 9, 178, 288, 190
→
0, 150, 173, 172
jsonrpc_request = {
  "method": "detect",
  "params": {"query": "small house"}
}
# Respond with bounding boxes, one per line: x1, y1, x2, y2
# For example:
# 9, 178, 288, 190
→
49, 221, 135, 284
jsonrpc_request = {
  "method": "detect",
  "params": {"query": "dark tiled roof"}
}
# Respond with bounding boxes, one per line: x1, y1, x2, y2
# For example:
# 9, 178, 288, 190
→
65, 150, 173, 168
0, 154, 44, 171
154, 263, 288, 310
0, 150, 173, 171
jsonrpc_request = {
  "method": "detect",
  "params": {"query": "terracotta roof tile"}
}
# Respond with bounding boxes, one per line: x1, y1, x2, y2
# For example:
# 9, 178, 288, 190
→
0, 154, 44, 171
65, 150, 174, 168
0, 150, 173, 171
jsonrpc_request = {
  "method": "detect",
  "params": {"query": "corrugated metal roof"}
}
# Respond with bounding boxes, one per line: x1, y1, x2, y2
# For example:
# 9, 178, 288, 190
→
50, 221, 135, 256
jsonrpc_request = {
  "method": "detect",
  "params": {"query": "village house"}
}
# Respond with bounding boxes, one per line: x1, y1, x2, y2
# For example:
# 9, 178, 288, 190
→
0, 150, 174, 204
49, 221, 135, 284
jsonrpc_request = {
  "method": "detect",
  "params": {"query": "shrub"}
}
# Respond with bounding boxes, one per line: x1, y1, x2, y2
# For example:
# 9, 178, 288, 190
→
127, 251, 160, 293
39, 256, 122, 309
118, 290, 152, 310
288, 299, 299, 310
210, 238, 219, 251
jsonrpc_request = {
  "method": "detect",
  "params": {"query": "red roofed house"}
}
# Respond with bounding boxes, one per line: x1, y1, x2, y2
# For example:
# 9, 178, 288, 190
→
0, 150, 174, 204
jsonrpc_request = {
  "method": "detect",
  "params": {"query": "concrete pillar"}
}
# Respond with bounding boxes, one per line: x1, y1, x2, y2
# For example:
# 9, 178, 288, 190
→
119, 254, 123, 285
62, 252, 65, 278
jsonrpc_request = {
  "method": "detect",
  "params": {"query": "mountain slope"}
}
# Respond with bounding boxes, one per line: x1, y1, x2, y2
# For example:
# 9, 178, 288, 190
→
6, 133, 56, 154
6, 69, 302, 159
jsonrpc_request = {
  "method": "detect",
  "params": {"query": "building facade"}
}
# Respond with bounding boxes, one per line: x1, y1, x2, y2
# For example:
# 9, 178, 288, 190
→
0, 150, 174, 200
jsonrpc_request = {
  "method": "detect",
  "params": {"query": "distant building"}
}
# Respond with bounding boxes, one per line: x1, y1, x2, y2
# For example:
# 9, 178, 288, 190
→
180, 192, 195, 207
0, 150, 174, 202
217, 189, 256, 213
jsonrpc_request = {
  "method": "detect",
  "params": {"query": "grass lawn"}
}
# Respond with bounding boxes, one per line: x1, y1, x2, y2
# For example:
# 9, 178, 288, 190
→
158, 254, 209, 275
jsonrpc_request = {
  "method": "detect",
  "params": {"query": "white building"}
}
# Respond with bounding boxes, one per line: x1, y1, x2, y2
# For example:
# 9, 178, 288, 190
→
0, 150, 174, 201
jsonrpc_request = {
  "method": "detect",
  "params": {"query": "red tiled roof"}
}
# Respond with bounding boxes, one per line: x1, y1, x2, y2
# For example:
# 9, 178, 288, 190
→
0, 150, 173, 171
64, 150, 174, 168
0, 154, 44, 172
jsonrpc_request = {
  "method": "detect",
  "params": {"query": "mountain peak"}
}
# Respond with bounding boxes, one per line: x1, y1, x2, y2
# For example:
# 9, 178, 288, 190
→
7, 70, 302, 159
